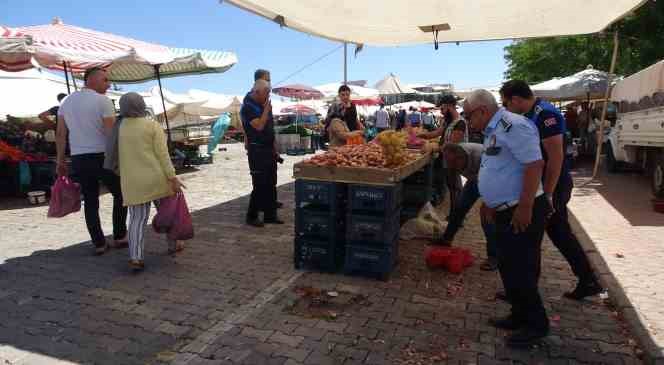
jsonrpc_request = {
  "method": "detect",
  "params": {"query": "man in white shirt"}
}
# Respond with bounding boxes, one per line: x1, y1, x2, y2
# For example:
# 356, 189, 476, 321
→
374, 104, 389, 132
422, 110, 435, 131
56, 67, 128, 255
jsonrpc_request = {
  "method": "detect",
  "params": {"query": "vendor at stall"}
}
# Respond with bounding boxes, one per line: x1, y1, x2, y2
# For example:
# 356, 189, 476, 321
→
328, 115, 364, 148
325, 85, 365, 132
39, 93, 68, 126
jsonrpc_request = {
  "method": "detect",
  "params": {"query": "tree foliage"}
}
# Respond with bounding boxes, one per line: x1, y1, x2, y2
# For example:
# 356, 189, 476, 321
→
504, 0, 664, 83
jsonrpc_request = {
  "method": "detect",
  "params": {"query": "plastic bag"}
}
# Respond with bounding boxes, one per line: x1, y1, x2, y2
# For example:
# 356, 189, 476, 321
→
152, 194, 180, 233
400, 202, 445, 240
167, 193, 194, 241
19, 161, 31, 190
47, 176, 81, 218
207, 113, 231, 154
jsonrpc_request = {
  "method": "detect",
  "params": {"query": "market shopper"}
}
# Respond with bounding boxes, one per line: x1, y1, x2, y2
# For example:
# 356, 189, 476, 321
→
407, 106, 422, 127
326, 85, 364, 132
431, 143, 498, 271
374, 104, 390, 133
422, 110, 435, 131
116, 93, 184, 271
39, 93, 67, 125
241, 79, 283, 227
465, 89, 550, 347
56, 67, 127, 255
500, 80, 603, 301
328, 116, 364, 147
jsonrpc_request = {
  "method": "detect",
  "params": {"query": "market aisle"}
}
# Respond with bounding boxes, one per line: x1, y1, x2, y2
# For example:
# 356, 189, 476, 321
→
0, 145, 644, 364
568, 161, 664, 363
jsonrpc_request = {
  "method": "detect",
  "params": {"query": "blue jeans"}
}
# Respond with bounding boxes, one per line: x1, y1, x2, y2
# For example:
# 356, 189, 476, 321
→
441, 179, 496, 259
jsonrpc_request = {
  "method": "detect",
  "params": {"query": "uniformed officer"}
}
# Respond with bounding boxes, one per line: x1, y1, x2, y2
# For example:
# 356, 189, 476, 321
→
500, 80, 603, 300
464, 89, 550, 347
241, 79, 283, 227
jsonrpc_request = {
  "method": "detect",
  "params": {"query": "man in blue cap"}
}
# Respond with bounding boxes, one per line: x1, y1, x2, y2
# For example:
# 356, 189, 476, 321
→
500, 80, 603, 301
465, 89, 550, 348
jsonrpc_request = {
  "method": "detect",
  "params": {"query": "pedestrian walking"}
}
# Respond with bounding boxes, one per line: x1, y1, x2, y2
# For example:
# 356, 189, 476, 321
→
56, 67, 127, 255
465, 89, 550, 347
115, 93, 184, 271
374, 104, 390, 133
500, 80, 603, 300
242, 79, 283, 227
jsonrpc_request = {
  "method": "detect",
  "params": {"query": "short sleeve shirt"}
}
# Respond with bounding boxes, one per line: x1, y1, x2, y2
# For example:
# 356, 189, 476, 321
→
478, 108, 543, 208
241, 92, 275, 147
458, 143, 484, 181
525, 98, 570, 179
58, 88, 115, 155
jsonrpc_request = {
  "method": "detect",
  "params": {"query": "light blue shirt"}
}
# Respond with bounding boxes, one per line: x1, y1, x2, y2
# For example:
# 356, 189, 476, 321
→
478, 108, 543, 208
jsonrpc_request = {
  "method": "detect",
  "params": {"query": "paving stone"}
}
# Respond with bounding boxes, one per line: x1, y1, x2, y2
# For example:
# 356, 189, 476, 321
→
241, 327, 274, 342
269, 331, 305, 348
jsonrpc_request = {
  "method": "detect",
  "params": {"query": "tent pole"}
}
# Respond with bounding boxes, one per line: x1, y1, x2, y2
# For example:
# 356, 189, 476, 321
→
592, 31, 619, 179
343, 42, 347, 85
70, 64, 78, 91
154, 64, 173, 147
62, 62, 71, 94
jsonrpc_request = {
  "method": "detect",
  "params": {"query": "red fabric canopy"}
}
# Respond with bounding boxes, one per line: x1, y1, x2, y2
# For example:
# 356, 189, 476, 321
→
280, 104, 316, 114
272, 84, 324, 100
353, 96, 383, 106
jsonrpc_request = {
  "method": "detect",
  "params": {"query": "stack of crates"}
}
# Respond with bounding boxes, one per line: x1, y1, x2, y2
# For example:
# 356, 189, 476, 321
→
401, 162, 434, 222
344, 183, 402, 280
294, 179, 347, 272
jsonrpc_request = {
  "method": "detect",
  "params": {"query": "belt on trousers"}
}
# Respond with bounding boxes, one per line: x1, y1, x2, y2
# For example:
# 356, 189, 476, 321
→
494, 192, 544, 211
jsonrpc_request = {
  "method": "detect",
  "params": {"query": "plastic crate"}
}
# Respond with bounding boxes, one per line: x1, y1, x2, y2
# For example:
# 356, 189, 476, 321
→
295, 206, 345, 241
403, 163, 433, 186
348, 183, 402, 214
400, 205, 420, 224
294, 237, 344, 272
295, 180, 347, 211
402, 184, 433, 207
346, 210, 400, 246
343, 238, 399, 280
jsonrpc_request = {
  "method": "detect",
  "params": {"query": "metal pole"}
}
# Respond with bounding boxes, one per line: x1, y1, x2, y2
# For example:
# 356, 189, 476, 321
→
343, 42, 347, 84
154, 64, 173, 146
70, 65, 78, 91
592, 31, 619, 179
62, 62, 71, 94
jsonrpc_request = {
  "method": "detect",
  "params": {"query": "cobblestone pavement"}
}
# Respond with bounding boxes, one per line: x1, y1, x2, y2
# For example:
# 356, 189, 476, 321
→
0, 144, 644, 364
567, 161, 664, 363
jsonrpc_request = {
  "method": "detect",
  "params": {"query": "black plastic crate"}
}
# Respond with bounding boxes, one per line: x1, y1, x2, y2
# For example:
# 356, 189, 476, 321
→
403, 163, 433, 186
343, 238, 399, 280
295, 206, 345, 241
294, 237, 344, 272
402, 184, 433, 207
295, 179, 347, 211
348, 183, 402, 214
346, 210, 400, 246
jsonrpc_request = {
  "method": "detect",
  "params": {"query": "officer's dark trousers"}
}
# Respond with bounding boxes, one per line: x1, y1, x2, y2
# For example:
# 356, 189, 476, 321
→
247, 146, 277, 220
495, 195, 549, 332
546, 174, 594, 282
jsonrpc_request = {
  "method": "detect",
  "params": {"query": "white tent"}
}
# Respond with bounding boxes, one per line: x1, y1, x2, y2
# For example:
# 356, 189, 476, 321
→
531, 67, 616, 102
391, 100, 436, 110
221, 1, 645, 46
0, 68, 122, 119
374, 73, 417, 95
315, 82, 380, 99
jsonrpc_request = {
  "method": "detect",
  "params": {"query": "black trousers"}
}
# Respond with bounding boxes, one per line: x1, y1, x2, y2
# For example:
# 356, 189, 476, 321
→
546, 174, 595, 282
495, 195, 550, 332
71, 153, 127, 246
247, 146, 277, 220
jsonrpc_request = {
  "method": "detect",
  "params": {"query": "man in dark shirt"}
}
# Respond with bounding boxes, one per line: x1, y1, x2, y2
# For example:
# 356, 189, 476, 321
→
325, 84, 364, 132
500, 80, 603, 301
241, 79, 283, 227
39, 93, 67, 125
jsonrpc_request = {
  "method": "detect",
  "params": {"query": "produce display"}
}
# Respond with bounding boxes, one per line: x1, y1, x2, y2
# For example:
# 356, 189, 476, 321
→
375, 130, 410, 167
406, 128, 425, 149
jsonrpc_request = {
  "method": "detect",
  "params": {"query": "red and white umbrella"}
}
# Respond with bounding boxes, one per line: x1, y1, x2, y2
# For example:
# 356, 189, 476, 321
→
272, 84, 324, 100
280, 104, 316, 115
0, 25, 33, 72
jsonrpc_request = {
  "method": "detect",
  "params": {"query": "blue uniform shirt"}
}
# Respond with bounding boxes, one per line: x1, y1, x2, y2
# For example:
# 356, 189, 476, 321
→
241, 92, 275, 146
524, 98, 571, 181
478, 108, 543, 208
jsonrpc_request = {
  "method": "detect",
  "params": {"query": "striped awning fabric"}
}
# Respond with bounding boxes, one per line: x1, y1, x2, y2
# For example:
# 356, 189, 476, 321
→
0, 19, 238, 83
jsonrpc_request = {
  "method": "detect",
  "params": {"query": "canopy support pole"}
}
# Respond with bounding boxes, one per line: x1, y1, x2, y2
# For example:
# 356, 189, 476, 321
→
70, 64, 78, 91
154, 64, 173, 147
62, 61, 71, 94
592, 31, 619, 179
343, 42, 347, 84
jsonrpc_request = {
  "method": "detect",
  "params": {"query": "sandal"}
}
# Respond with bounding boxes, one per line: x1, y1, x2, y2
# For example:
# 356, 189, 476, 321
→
129, 260, 145, 271
167, 241, 185, 255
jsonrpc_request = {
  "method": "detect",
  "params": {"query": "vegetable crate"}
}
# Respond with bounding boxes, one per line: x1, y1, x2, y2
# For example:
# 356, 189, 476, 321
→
347, 183, 402, 214
295, 206, 345, 243
295, 180, 347, 212
403, 162, 433, 186
294, 237, 345, 272
343, 237, 399, 281
346, 210, 401, 246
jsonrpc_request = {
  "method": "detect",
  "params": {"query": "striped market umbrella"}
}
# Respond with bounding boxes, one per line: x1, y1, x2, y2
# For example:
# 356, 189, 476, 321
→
272, 84, 324, 100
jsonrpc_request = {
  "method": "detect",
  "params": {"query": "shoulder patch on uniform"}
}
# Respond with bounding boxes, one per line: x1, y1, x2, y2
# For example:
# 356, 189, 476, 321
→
543, 117, 557, 127
499, 118, 512, 132
533, 105, 543, 117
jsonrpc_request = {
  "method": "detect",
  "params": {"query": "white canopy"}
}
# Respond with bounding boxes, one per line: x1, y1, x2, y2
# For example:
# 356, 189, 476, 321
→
315, 82, 380, 99
374, 74, 416, 95
391, 100, 436, 110
0, 68, 122, 118
611, 60, 664, 103
222, 0, 646, 46
531, 67, 615, 102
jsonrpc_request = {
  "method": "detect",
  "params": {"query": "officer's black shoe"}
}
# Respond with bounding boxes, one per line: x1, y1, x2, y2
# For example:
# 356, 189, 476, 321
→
246, 217, 264, 227
264, 217, 285, 225
276, 201, 284, 209
563, 279, 604, 301
506, 328, 549, 348
488, 316, 525, 331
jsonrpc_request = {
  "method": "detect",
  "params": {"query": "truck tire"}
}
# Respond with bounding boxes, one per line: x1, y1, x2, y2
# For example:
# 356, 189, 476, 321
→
605, 142, 620, 173
653, 154, 664, 199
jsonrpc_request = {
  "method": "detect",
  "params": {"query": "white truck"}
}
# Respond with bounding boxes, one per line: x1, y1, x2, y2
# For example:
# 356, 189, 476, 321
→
606, 60, 664, 198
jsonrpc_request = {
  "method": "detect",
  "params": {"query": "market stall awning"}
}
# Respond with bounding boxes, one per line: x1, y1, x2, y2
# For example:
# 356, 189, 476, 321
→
611, 59, 664, 103
531, 67, 617, 102
272, 84, 324, 99
315, 82, 380, 99
0, 26, 33, 72
221, 0, 646, 46
374, 74, 416, 95
280, 104, 316, 115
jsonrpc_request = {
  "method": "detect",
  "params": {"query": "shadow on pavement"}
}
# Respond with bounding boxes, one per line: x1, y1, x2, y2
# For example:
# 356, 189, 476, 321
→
0, 183, 296, 365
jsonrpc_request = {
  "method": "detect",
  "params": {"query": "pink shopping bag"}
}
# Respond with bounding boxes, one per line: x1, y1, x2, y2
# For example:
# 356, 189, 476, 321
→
152, 194, 180, 233
167, 193, 194, 241
47, 176, 81, 218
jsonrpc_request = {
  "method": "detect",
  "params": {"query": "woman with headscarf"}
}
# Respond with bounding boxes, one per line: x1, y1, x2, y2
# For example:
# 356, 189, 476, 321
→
117, 92, 184, 271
